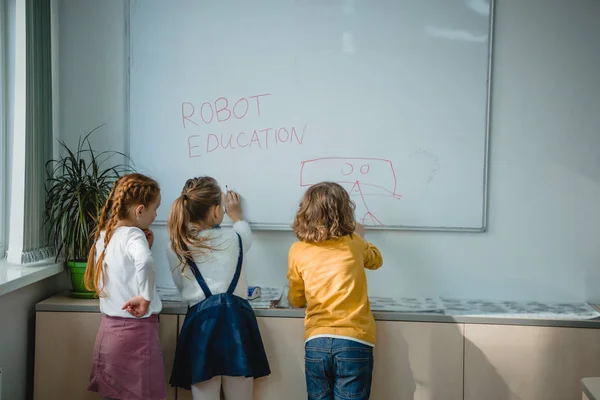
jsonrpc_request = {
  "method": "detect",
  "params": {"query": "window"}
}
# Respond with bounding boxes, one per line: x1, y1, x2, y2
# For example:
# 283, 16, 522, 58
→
5, 0, 54, 264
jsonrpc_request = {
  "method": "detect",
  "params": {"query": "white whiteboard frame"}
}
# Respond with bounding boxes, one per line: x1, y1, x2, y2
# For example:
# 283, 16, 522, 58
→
124, 0, 495, 233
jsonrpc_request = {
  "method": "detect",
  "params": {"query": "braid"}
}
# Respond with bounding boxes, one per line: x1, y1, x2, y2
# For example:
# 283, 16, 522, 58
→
94, 214, 119, 296
95, 201, 111, 239
84, 173, 161, 296
92, 192, 126, 296
94, 179, 120, 240
84, 177, 120, 293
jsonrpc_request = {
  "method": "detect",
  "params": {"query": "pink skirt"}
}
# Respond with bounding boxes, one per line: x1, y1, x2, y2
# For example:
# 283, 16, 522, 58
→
88, 314, 167, 400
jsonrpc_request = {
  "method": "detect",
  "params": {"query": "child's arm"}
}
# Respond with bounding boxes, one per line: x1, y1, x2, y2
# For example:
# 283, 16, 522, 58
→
286, 248, 306, 308
166, 249, 185, 294
233, 221, 252, 254
122, 296, 150, 318
126, 229, 156, 302
123, 229, 157, 317
225, 190, 253, 253
354, 223, 383, 270
362, 240, 383, 270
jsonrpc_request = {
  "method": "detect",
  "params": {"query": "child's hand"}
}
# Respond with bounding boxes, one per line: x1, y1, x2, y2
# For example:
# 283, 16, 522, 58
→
122, 296, 151, 318
143, 229, 154, 249
354, 222, 365, 238
224, 191, 243, 222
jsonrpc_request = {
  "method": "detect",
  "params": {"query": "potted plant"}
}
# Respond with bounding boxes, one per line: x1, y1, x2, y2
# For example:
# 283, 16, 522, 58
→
44, 127, 135, 298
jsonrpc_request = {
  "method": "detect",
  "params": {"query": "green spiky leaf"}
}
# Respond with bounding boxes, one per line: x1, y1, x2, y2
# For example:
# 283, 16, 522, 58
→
43, 126, 136, 262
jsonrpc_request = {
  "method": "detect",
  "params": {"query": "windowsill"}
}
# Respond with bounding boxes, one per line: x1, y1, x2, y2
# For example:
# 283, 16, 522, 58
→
0, 258, 64, 297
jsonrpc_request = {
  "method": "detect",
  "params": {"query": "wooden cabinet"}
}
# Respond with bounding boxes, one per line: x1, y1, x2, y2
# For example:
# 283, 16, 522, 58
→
464, 324, 600, 400
33, 312, 177, 400
176, 318, 463, 400
34, 308, 600, 400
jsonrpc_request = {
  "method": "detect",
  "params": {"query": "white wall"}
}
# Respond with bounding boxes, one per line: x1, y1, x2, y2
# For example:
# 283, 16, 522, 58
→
58, 0, 600, 302
0, 274, 67, 400
57, 0, 127, 154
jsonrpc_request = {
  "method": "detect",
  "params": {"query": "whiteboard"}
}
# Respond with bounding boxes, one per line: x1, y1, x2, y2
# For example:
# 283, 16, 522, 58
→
128, 0, 493, 231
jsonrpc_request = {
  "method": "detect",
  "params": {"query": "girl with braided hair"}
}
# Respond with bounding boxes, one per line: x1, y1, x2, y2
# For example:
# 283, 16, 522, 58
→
167, 176, 270, 400
85, 173, 167, 400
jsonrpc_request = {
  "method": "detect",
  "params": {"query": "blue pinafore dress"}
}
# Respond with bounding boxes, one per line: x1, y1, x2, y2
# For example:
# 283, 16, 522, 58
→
170, 233, 271, 389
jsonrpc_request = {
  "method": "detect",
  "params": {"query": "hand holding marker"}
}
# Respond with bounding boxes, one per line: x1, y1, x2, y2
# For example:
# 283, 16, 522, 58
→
224, 185, 243, 223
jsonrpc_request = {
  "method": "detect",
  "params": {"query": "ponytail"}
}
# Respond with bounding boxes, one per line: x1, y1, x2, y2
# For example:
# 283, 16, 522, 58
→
168, 178, 220, 273
168, 195, 194, 270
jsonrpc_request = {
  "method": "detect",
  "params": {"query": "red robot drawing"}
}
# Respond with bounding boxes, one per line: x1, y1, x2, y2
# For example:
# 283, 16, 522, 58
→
299, 157, 401, 226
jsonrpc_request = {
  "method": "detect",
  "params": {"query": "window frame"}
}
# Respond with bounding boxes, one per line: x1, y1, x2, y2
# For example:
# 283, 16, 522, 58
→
0, 0, 8, 257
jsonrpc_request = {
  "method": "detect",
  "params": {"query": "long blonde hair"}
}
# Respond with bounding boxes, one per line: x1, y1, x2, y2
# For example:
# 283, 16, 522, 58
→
168, 177, 222, 272
84, 173, 160, 296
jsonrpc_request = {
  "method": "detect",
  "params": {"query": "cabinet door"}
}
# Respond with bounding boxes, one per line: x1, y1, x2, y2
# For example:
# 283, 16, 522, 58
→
371, 321, 464, 400
464, 324, 600, 400
34, 312, 102, 400
159, 314, 178, 400
252, 317, 307, 400
33, 312, 177, 400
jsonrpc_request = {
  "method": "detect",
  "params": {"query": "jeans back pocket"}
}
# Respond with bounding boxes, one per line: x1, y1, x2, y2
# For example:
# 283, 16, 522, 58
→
335, 355, 373, 399
305, 356, 331, 399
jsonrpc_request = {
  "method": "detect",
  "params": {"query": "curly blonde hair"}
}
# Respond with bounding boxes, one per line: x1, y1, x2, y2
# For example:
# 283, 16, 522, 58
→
84, 173, 160, 296
293, 181, 356, 243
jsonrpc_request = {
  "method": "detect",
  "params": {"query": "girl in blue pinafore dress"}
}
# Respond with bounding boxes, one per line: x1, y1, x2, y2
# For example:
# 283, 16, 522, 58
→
166, 177, 270, 400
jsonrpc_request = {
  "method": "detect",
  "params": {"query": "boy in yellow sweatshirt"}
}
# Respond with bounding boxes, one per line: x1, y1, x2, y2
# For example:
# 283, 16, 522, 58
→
287, 182, 383, 400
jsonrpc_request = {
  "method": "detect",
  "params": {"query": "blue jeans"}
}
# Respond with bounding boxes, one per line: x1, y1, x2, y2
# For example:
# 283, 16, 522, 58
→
304, 337, 374, 400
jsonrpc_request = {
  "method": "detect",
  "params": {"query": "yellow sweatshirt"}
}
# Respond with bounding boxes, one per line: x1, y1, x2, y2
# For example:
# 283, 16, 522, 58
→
287, 234, 383, 345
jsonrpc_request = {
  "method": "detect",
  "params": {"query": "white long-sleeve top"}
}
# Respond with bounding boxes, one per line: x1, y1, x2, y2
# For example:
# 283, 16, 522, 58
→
167, 221, 252, 307
97, 226, 162, 318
